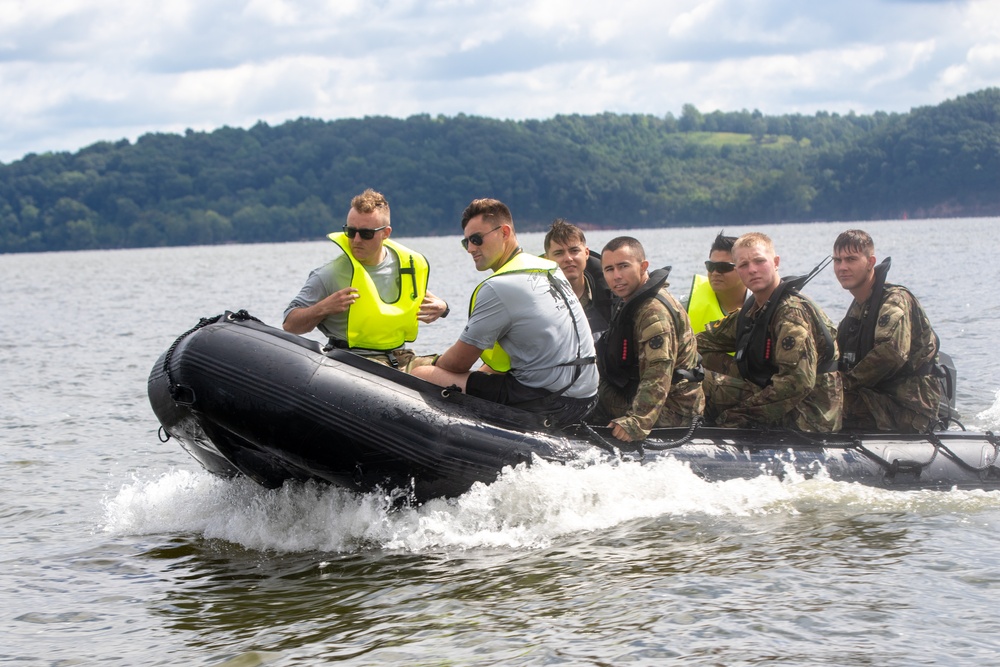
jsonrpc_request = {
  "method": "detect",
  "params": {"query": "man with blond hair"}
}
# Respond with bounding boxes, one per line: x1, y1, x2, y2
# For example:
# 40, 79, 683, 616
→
696, 232, 842, 432
283, 188, 448, 368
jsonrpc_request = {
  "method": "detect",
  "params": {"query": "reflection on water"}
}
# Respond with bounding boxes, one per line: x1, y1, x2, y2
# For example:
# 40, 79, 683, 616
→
128, 489, 1000, 665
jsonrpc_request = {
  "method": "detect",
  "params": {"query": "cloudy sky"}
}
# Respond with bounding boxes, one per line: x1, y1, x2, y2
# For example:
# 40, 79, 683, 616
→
1, 0, 997, 163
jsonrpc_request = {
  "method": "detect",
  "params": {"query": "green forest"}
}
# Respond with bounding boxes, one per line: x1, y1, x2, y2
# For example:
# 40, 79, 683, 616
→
1, 88, 998, 254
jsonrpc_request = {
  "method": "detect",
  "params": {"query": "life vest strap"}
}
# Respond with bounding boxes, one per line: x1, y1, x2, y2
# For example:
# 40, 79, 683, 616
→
399, 255, 418, 298
674, 366, 705, 384
560, 356, 596, 367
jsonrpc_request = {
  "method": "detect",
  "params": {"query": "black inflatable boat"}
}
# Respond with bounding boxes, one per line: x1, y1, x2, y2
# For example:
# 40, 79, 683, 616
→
148, 311, 1000, 502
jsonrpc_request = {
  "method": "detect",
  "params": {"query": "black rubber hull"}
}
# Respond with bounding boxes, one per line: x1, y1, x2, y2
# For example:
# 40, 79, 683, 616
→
149, 314, 1000, 501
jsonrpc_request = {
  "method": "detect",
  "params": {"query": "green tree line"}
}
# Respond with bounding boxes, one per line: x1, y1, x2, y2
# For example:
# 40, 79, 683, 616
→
1, 88, 998, 253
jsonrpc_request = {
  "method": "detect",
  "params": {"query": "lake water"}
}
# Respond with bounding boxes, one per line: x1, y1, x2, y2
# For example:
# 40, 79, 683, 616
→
3, 217, 1000, 665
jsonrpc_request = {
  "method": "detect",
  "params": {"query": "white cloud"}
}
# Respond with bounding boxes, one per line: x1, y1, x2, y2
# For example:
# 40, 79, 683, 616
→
0, 0, 997, 163
668, 2, 719, 39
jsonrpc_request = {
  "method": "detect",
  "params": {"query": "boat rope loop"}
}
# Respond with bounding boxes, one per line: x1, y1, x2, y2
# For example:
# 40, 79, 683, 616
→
641, 416, 705, 451
162, 312, 225, 404
581, 416, 705, 458
782, 428, 940, 479
848, 432, 1000, 479
850, 436, 940, 479
579, 422, 622, 457
775, 427, 1000, 481
226, 309, 263, 324
926, 431, 1000, 475
930, 416, 967, 432
162, 310, 264, 405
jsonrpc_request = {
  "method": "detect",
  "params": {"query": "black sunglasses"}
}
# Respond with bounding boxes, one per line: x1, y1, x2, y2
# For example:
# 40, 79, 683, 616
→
705, 260, 737, 274
344, 225, 388, 240
461, 225, 502, 250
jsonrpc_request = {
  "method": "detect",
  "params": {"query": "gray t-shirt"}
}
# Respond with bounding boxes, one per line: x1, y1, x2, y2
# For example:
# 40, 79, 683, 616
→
283, 248, 400, 342
460, 269, 598, 399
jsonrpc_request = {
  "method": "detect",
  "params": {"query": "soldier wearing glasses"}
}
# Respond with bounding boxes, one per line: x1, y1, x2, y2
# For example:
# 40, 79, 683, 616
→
412, 198, 598, 425
283, 189, 448, 367
687, 232, 748, 334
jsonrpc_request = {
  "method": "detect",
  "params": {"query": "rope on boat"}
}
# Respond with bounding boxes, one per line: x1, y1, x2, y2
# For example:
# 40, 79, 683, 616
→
737, 427, 929, 479
767, 427, 854, 449
844, 429, 1000, 479
162, 313, 223, 404
227, 309, 263, 324
640, 416, 705, 451
162, 310, 262, 404
579, 416, 705, 458
579, 422, 622, 457
930, 415, 967, 432
848, 435, 939, 477
779, 427, 942, 477
763, 424, 1000, 481
786, 426, 1000, 480
926, 430, 1000, 475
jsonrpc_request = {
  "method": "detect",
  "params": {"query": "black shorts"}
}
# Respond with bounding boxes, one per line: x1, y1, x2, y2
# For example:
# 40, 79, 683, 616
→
465, 371, 597, 425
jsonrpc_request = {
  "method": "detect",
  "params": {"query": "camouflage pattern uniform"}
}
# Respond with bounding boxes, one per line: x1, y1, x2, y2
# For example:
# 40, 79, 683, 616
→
578, 279, 593, 310
696, 294, 843, 432
841, 286, 941, 432
598, 285, 705, 440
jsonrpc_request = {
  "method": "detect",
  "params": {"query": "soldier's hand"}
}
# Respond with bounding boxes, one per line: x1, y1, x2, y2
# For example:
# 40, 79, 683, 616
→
609, 421, 632, 441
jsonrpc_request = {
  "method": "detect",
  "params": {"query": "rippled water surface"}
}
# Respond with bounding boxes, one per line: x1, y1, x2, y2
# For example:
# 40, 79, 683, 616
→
3, 218, 1000, 665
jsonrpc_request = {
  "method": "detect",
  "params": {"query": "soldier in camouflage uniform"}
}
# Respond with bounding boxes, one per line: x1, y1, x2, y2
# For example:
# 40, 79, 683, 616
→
832, 230, 942, 432
696, 232, 842, 432
596, 237, 705, 441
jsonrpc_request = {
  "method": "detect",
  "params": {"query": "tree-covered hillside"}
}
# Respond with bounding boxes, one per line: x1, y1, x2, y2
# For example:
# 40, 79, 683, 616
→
1, 88, 998, 253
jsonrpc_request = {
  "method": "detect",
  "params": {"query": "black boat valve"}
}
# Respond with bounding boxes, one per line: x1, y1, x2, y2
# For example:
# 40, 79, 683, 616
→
887, 458, 924, 482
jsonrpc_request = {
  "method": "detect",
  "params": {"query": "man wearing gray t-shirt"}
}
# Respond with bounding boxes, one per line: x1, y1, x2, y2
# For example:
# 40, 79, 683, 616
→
411, 198, 598, 425
283, 189, 448, 367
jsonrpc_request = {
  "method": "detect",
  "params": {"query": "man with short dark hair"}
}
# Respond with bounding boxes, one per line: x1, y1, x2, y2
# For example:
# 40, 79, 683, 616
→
696, 232, 842, 432
833, 229, 943, 432
687, 231, 748, 334
597, 236, 704, 441
412, 199, 598, 425
543, 219, 613, 337
283, 188, 448, 368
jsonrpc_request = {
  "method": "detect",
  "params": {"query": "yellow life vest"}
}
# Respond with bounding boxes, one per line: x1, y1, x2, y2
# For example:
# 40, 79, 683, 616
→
327, 233, 429, 351
469, 252, 558, 372
686, 273, 726, 334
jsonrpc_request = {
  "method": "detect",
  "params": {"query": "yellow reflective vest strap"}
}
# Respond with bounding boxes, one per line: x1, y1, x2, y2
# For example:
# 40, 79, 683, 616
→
469, 252, 558, 372
687, 273, 726, 334
326, 233, 429, 350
